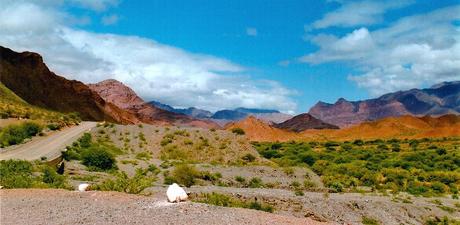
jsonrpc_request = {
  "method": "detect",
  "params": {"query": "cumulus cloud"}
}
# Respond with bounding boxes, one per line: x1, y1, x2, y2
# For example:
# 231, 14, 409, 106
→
302, 5, 460, 95
246, 27, 257, 36
69, 0, 119, 11
310, 0, 413, 29
0, 0, 297, 112
101, 14, 118, 25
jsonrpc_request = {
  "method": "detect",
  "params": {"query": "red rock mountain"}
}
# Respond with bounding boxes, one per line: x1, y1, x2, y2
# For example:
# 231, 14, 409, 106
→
0, 46, 138, 123
88, 79, 219, 128
309, 82, 460, 128
273, 113, 339, 132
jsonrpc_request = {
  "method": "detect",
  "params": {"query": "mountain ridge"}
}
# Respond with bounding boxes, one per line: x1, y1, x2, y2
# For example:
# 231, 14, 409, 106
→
309, 81, 460, 127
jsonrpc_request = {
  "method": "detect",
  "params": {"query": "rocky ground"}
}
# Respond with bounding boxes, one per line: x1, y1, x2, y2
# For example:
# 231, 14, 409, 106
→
0, 189, 326, 225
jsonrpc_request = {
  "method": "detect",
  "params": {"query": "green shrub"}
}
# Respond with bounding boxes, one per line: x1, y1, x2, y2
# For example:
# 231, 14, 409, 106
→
193, 192, 274, 213
81, 147, 116, 171
0, 160, 34, 188
362, 216, 380, 225
248, 177, 264, 188
242, 153, 256, 162
47, 123, 61, 131
231, 128, 245, 135
0, 122, 43, 147
235, 176, 246, 183
42, 166, 69, 188
168, 164, 200, 187
135, 151, 152, 160
94, 169, 156, 194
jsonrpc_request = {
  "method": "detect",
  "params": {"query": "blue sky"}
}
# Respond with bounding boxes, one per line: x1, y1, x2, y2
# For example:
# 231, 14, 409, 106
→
1, 0, 459, 113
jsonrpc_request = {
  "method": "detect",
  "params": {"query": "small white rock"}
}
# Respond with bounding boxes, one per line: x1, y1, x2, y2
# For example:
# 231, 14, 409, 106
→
166, 183, 188, 203
78, 183, 90, 192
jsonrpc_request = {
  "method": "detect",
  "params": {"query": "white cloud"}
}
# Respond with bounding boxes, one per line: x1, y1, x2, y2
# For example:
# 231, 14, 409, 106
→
69, 0, 119, 11
302, 5, 460, 96
0, 1, 297, 112
310, 0, 413, 29
246, 27, 257, 36
101, 14, 119, 25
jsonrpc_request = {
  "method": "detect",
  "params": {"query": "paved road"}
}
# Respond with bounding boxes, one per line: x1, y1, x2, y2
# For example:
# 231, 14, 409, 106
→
0, 122, 97, 161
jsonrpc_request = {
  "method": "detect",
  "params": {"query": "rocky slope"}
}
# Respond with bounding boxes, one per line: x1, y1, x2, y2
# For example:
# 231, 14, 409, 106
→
274, 113, 339, 132
227, 114, 460, 142
225, 116, 298, 142
89, 79, 219, 128
0, 46, 138, 123
309, 81, 460, 127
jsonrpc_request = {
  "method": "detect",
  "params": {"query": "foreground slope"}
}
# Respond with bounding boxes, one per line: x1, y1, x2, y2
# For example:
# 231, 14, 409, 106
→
0, 46, 138, 123
89, 79, 219, 128
309, 81, 460, 127
1, 189, 326, 225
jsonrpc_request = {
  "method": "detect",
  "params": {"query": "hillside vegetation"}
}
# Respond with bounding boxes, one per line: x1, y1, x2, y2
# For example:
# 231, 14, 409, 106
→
0, 83, 80, 125
254, 138, 460, 197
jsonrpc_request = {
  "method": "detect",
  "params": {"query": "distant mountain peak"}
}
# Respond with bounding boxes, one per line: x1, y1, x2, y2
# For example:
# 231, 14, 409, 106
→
274, 113, 339, 132
309, 81, 460, 127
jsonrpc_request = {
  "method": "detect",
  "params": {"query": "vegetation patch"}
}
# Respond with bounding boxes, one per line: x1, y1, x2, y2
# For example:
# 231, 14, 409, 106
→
0, 159, 70, 189
62, 133, 121, 171
0, 122, 42, 147
254, 138, 460, 196
93, 167, 157, 194
192, 192, 274, 213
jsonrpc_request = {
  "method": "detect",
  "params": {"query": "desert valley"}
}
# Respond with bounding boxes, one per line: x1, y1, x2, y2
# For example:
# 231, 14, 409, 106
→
1, 45, 460, 225
1, 1, 460, 225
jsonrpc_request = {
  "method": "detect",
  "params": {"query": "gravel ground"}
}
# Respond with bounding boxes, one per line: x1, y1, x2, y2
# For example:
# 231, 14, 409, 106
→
0, 189, 329, 225
146, 186, 460, 225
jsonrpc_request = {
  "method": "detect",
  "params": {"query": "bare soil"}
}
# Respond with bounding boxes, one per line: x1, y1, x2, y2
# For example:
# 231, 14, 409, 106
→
0, 189, 327, 225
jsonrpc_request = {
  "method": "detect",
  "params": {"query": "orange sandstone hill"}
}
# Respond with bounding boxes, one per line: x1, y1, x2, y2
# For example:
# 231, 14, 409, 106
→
227, 115, 460, 142
0, 46, 138, 123
225, 116, 300, 142
88, 79, 220, 128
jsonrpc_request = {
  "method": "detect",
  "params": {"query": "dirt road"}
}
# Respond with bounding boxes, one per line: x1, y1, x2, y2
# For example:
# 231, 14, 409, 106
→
0, 122, 97, 161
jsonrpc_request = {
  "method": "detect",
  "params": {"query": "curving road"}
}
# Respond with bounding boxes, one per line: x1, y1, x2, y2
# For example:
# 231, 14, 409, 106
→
0, 122, 97, 161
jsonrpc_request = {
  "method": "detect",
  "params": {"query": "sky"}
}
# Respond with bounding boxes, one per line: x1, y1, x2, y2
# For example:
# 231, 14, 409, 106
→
0, 0, 459, 113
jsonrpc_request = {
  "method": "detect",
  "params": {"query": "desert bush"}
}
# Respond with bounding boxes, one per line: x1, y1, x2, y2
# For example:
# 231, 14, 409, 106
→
166, 164, 200, 187
248, 177, 264, 188
42, 166, 70, 189
0, 122, 43, 147
0, 159, 34, 188
192, 192, 274, 213
135, 151, 152, 161
81, 147, 116, 171
254, 140, 460, 196
362, 216, 380, 225
241, 153, 256, 162
231, 128, 245, 135
94, 168, 156, 194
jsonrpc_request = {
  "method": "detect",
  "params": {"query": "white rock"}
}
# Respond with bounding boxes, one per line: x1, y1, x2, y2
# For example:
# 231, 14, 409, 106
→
166, 183, 188, 203
78, 183, 90, 192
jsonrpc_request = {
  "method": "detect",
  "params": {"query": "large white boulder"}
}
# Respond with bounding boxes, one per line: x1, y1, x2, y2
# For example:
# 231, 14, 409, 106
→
166, 183, 188, 203
78, 183, 90, 192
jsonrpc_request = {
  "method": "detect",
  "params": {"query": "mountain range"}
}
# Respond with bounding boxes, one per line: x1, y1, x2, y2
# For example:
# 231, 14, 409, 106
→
309, 81, 460, 127
0, 46, 216, 128
1, 46, 460, 136
226, 114, 460, 142
149, 101, 293, 124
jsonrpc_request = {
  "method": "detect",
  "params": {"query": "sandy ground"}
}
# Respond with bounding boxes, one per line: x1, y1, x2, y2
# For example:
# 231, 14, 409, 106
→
0, 189, 329, 225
